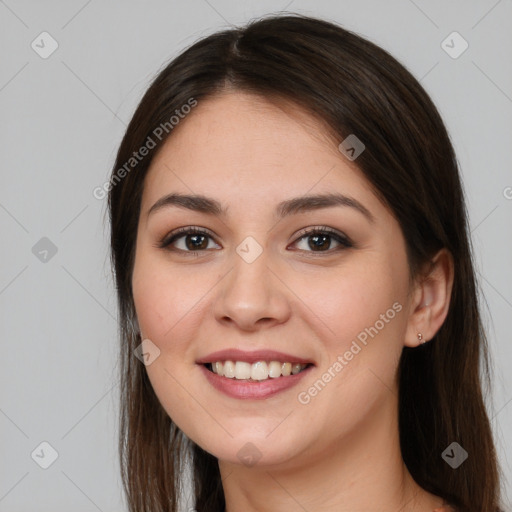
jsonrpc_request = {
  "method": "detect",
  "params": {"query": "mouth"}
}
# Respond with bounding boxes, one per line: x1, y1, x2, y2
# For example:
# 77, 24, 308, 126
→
199, 361, 315, 400
196, 349, 316, 398
202, 361, 314, 382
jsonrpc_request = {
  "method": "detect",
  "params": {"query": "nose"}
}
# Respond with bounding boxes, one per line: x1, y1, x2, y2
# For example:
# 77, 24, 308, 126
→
212, 246, 292, 332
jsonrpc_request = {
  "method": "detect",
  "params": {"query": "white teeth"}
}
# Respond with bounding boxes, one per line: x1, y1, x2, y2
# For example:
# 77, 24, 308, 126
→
281, 362, 292, 376
235, 361, 251, 379
209, 360, 309, 380
223, 360, 235, 378
214, 361, 224, 377
251, 361, 268, 381
268, 361, 282, 378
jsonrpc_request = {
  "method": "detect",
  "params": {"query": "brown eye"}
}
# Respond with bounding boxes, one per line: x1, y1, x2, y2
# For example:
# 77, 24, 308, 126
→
183, 233, 209, 250
159, 227, 220, 254
291, 227, 353, 253
158, 226, 353, 256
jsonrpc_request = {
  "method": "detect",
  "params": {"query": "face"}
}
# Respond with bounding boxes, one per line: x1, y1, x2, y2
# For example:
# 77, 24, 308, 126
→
131, 91, 414, 468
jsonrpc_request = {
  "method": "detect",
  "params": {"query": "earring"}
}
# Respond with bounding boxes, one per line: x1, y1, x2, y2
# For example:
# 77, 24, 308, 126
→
417, 332, 425, 344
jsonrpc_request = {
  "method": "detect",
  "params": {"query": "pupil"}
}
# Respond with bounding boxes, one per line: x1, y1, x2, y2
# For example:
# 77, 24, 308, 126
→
309, 234, 329, 251
186, 234, 208, 250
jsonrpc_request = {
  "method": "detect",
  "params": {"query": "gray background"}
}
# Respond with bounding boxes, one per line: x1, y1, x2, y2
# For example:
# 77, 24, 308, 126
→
1, 0, 511, 510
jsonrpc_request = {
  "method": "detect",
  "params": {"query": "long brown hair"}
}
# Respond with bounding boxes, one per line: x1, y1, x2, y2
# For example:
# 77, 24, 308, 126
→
107, 13, 503, 512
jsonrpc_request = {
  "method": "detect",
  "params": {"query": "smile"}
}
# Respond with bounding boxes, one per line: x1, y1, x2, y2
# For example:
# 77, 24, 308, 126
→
200, 362, 314, 400
206, 360, 311, 381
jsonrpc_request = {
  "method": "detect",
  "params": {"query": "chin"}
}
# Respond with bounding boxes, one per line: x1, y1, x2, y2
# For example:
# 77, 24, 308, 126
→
199, 432, 305, 469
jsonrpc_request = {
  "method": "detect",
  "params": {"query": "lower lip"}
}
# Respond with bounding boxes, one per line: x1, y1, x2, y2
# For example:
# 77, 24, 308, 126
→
199, 364, 314, 400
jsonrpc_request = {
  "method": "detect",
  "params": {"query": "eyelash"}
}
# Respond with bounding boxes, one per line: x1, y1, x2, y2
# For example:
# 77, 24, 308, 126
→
157, 226, 353, 257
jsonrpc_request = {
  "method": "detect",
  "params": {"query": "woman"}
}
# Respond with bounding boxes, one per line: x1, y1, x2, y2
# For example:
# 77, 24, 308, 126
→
107, 13, 503, 512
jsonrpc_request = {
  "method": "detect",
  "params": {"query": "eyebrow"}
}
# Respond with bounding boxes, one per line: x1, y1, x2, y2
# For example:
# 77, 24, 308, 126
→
147, 192, 375, 223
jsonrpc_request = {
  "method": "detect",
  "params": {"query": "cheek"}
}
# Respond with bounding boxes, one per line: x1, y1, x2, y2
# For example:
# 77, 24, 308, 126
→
292, 270, 406, 429
131, 250, 212, 347
290, 258, 408, 405
131, 251, 210, 434
292, 260, 406, 348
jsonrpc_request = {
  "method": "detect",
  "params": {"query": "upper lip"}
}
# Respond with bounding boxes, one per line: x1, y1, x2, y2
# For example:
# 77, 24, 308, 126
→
196, 349, 315, 365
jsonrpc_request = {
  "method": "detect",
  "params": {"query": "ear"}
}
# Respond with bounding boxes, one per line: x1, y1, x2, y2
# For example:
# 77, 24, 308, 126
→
404, 248, 454, 347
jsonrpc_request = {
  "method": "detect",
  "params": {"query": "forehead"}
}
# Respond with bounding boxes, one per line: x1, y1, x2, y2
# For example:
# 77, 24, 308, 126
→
142, 91, 376, 213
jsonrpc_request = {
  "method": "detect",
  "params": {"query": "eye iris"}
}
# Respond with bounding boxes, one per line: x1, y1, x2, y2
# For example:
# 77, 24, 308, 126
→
309, 234, 330, 251
186, 234, 208, 250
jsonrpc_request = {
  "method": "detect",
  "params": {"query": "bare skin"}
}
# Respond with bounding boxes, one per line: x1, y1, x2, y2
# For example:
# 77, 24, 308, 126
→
131, 91, 454, 512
